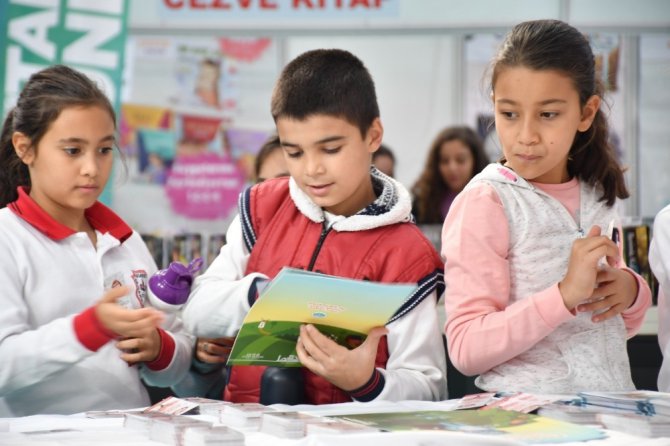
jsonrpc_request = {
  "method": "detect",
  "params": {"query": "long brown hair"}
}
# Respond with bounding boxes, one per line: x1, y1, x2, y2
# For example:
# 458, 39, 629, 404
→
491, 19, 628, 206
0, 65, 116, 208
411, 126, 488, 224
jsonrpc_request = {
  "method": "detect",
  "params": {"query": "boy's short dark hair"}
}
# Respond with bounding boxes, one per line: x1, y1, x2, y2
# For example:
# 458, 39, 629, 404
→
271, 49, 380, 137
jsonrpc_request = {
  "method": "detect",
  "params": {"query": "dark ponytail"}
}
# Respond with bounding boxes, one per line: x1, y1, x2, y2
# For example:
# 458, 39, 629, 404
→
0, 65, 116, 208
0, 110, 30, 208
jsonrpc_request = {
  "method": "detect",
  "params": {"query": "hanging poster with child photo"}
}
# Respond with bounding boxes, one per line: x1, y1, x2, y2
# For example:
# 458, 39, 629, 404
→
171, 38, 237, 120
163, 113, 246, 220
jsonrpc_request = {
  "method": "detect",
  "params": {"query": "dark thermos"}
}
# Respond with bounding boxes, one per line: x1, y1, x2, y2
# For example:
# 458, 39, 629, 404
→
259, 367, 306, 405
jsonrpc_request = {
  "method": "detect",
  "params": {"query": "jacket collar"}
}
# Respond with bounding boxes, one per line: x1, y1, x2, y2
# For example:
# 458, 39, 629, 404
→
8, 186, 133, 242
288, 167, 413, 232
472, 163, 535, 189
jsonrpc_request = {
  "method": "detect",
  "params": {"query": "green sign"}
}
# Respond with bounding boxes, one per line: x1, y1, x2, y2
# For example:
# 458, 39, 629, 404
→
0, 0, 129, 203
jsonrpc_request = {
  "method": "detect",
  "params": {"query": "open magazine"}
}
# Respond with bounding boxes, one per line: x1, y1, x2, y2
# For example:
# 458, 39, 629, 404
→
226, 267, 416, 367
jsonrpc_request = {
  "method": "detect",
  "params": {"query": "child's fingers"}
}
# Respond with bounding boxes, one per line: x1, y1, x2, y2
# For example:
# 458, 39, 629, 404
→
118, 332, 161, 363
357, 326, 388, 357
116, 337, 141, 352
210, 337, 236, 348
99, 286, 130, 303
114, 315, 162, 338
119, 350, 145, 364
196, 349, 228, 364
591, 304, 624, 323
295, 336, 323, 376
121, 317, 163, 338
301, 325, 336, 359
122, 308, 165, 324
205, 341, 232, 357
585, 225, 602, 238
596, 267, 617, 283
577, 295, 611, 313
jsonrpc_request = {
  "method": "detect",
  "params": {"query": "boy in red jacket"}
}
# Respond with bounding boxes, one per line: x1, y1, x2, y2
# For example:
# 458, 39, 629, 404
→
182, 49, 446, 404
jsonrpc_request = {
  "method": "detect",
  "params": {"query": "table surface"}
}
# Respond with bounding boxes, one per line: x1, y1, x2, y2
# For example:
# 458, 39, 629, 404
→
3, 401, 670, 446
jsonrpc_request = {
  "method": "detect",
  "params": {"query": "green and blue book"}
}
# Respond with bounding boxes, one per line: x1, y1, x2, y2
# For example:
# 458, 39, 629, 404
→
226, 267, 416, 367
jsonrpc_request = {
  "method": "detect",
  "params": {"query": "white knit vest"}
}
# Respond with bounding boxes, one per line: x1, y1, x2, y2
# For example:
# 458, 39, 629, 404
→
468, 164, 634, 393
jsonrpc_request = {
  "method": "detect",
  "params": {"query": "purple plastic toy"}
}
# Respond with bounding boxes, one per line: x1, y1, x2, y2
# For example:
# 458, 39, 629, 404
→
147, 258, 203, 311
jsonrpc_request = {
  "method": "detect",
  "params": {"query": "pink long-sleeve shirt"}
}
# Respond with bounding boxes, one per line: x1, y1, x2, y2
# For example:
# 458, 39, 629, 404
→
442, 178, 652, 377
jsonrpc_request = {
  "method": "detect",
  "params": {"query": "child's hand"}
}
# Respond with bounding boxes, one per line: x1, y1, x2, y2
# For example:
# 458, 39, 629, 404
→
95, 286, 164, 338
575, 266, 639, 322
559, 225, 620, 311
195, 337, 235, 364
296, 324, 388, 391
116, 330, 162, 364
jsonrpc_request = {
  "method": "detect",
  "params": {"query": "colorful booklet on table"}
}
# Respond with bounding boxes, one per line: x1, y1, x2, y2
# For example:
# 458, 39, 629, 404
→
226, 267, 416, 367
335, 408, 606, 444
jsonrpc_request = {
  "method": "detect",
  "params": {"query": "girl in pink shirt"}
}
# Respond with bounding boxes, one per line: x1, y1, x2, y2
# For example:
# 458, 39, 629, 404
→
442, 20, 651, 394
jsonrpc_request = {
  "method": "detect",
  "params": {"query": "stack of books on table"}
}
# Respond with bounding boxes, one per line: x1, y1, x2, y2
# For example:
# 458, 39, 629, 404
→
182, 426, 245, 446
260, 411, 329, 438
123, 412, 173, 432
598, 413, 670, 438
219, 403, 276, 431
575, 391, 670, 437
537, 401, 633, 425
578, 390, 670, 415
149, 417, 212, 445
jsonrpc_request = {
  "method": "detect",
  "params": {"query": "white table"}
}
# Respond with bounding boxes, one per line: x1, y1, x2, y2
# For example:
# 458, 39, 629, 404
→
2, 401, 670, 446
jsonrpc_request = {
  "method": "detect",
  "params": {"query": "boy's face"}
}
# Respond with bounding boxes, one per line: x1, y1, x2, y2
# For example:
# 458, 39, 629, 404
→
277, 114, 383, 217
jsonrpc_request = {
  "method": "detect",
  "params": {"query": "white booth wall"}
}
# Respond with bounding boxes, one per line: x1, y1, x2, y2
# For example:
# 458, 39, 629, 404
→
124, 0, 670, 226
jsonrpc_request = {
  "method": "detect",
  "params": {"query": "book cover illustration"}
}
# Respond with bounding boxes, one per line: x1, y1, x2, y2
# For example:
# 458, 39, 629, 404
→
335, 408, 606, 444
227, 268, 415, 367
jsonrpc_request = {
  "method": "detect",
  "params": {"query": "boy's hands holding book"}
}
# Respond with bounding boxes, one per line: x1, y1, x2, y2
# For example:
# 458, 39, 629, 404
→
196, 337, 235, 363
296, 324, 388, 391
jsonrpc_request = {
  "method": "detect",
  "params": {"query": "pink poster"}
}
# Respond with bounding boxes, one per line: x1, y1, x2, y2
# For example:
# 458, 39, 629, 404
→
165, 152, 245, 220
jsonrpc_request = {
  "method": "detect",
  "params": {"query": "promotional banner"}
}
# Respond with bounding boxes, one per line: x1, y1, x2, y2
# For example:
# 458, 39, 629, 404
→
158, 0, 400, 22
0, 0, 129, 114
0, 0, 130, 203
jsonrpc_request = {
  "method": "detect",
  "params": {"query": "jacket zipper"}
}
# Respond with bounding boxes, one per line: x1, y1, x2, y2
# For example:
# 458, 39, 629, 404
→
307, 223, 331, 271
529, 183, 584, 237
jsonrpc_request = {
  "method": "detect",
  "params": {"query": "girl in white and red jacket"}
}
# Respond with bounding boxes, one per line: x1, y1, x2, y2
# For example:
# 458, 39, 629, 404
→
0, 65, 192, 417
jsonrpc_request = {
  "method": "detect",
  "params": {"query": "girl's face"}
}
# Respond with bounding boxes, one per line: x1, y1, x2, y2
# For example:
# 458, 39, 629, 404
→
438, 139, 475, 192
13, 105, 115, 228
257, 148, 288, 183
493, 67, 600, 184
